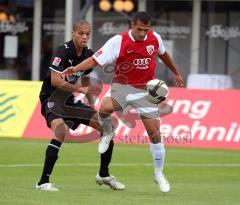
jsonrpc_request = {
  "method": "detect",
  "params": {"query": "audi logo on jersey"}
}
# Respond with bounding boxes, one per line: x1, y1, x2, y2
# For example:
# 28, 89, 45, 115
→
133, 58, 151, 66
117, 58, 152, 73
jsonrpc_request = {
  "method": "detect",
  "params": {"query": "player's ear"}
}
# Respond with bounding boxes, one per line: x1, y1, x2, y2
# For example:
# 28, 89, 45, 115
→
131, 21, 134, 28
128, 20, 133, 29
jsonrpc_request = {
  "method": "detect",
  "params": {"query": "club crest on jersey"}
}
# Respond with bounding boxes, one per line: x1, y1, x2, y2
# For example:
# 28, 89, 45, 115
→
146, 45, 154, 55
47, 102, 54, 109
52, 57, 61, 67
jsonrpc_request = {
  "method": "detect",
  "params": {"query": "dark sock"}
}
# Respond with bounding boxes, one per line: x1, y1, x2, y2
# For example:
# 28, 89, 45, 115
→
38, 139, 62, 185
99, 140, 114, 177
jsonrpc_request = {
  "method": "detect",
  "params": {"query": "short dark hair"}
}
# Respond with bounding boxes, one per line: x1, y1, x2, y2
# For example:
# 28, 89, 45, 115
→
133, 11, 151, 25
73, 20, 90, 31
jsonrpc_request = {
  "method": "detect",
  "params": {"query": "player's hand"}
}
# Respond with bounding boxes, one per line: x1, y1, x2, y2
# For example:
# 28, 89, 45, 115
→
62, 66, 76, 76
77, 84, 102, 96
174, 74, 184, 87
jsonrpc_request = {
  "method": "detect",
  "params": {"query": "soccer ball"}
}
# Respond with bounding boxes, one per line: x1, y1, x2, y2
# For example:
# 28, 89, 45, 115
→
145, 79, 169, 104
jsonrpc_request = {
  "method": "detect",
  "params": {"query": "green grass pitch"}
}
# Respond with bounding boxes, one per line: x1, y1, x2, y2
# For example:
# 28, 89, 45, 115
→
0, 137, 240, 205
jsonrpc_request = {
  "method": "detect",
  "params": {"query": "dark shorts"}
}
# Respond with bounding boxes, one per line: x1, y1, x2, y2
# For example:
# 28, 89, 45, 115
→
40, 95, 96, 130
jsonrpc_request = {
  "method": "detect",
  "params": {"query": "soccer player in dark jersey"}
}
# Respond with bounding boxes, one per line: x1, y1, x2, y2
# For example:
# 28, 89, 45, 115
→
36, 20, 124, 191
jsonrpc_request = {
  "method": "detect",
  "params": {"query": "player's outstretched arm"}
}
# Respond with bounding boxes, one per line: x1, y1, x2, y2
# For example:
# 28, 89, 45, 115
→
158, 51, 184, 87
51, 70, 101, 95
63, 56, 98, 76
51, 70, 80, 92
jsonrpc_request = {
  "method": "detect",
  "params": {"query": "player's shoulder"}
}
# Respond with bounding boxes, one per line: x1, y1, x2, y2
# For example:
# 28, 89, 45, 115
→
54, 41, 71, 54
84, 47, 94, 57
121, 31, 129, 36
107, 34, 122, 43
151, 30, 162, 39
122, 30, 137, 39
148, 30, 164, 45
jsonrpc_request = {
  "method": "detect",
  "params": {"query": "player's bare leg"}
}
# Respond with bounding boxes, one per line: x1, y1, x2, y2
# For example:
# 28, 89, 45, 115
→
141, 116, 170, 193
88, 113, 103, 133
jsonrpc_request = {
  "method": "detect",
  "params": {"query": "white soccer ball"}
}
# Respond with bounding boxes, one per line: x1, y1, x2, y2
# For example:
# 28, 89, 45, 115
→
145, 79, 169, 104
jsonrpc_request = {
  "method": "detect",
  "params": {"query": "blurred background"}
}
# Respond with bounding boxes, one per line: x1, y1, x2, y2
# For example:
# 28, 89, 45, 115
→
0, 0, 240, 89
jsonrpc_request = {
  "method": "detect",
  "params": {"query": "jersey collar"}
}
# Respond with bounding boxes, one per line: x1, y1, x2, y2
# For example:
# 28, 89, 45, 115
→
128, 30, 148, 42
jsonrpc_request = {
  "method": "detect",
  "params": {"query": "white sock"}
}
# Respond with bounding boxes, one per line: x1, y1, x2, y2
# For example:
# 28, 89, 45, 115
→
98, 113, 113, 135
150, 143, 165, 177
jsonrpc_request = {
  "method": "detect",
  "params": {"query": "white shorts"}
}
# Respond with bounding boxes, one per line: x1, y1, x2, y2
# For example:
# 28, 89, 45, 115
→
106, 83, 160, 119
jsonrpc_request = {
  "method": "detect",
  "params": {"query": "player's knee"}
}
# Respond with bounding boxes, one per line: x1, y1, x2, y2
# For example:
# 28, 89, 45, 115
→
51, 121, 68, 142
55, 124, 68, 141
99, 107, 113, 117
99, 101, 115, 116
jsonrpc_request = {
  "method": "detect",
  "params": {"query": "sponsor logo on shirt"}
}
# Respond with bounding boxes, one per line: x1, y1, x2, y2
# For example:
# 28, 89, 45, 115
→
52, 57, 62, 67
127, 50, 134, 54
133, 58, 151, 65
146, 45, 154, 55
69, 59, 73, 65
133, 58, 151, 70
68, 71, 84, 82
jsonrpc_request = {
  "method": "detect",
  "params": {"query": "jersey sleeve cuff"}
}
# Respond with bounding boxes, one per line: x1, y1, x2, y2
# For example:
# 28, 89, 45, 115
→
158, 50, 166, 56
92, 55, 103, 66
49, 67, 63, 74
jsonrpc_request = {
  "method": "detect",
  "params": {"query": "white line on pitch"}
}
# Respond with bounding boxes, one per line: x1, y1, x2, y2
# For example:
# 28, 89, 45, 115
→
0, 163, 240, 168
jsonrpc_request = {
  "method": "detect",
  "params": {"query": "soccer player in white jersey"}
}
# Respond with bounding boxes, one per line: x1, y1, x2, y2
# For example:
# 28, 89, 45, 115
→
63, 12, 184, 193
